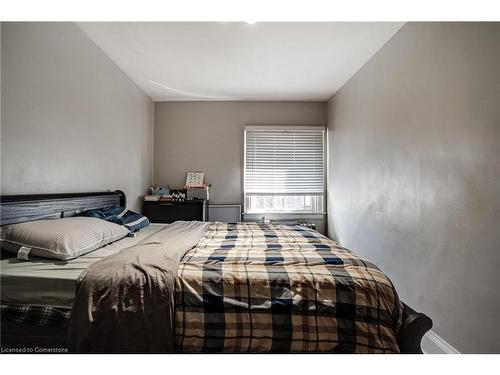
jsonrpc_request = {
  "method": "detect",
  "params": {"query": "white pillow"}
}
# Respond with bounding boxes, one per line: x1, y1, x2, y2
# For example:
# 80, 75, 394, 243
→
0, 216, 129, 260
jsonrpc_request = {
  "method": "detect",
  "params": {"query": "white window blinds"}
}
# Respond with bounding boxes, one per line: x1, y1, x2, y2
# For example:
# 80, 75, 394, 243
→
244, 126, 325, 195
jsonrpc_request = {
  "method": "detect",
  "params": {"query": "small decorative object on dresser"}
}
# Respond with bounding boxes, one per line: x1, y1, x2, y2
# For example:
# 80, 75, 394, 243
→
185, 172, 204, 188
149, 185, 169, 195
169, 189, 186, 202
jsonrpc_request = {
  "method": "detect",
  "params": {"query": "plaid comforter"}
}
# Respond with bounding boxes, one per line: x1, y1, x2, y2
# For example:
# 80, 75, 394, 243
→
1, 304, 70, 328
2, 222, 403, 353
175, 222, 403, 353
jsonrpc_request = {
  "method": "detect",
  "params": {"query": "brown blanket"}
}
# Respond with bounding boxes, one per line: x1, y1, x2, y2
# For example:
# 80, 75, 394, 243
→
67, 221, 208, 353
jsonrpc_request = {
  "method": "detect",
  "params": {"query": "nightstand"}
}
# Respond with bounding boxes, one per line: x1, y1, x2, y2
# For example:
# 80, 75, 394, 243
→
142, 200, 208, 223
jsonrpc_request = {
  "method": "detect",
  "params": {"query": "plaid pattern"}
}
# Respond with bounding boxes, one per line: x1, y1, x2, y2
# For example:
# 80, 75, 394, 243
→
175, 222, 403, 353
1, 304, 71, 328
1, 222, 403, 353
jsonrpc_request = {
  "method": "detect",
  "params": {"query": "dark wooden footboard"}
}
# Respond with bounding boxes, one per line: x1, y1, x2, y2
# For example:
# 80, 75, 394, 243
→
397, 303, 433, 353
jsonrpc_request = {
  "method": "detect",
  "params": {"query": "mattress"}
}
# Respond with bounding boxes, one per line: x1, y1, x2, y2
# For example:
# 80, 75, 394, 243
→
0, 224, 167, 309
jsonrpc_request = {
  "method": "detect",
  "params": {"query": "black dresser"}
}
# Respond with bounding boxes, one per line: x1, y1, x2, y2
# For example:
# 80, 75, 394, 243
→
142, 200, 208, 223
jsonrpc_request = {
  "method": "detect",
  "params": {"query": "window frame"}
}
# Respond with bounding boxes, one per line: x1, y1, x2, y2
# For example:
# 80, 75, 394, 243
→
243, 125, 327, 216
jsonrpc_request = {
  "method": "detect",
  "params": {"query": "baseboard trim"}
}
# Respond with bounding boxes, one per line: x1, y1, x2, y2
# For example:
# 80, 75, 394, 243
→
421, 330, 460, 354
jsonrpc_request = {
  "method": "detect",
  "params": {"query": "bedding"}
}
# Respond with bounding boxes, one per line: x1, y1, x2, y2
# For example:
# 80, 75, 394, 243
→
1, 221, 404, 353
81, 206, 150, 233
0, 224, 166, 308
0, 216, 129, 261
67, 221, 208, 353
175, 222, 403, 353
1, 304, 70, 328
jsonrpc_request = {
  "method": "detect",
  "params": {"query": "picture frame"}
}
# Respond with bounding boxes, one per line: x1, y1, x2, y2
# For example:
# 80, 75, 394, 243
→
185, 171, 204, 187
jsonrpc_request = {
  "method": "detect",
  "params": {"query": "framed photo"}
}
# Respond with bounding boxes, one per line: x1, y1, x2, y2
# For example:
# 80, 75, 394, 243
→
185, 172, 204, 187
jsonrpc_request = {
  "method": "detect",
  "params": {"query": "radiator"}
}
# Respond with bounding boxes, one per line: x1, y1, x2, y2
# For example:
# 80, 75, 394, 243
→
208, 204, 242, 222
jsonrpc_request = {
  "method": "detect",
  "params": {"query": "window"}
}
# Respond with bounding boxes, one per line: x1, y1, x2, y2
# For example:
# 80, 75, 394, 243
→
244, 126, 325, 214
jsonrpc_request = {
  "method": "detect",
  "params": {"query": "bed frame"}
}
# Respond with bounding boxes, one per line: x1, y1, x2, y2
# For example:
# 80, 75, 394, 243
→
0, 191, 433, 353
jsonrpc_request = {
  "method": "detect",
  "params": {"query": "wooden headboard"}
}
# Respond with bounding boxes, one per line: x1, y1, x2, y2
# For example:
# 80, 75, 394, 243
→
0, 190, 126, 226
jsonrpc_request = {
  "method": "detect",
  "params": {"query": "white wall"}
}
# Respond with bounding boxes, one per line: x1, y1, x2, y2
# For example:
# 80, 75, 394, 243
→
154, 101, 326, 204
1, 23, 154, 211
154, 101, 327, 231
327, 22, 499, 353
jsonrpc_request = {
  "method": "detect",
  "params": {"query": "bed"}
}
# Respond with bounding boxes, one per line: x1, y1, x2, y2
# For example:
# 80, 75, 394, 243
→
0, 191, 432, 353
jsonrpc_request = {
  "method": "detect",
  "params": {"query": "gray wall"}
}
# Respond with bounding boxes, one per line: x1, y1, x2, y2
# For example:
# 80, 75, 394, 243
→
1, 23, 154, 211
154, 101, 326, 204
327, 22, 499, 353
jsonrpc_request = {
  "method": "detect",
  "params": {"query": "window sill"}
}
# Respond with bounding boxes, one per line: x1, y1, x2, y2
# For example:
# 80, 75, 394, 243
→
243, 212, 326, 221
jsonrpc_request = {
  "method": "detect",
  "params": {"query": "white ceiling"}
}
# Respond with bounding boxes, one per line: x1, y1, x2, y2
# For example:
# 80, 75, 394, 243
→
78, 22, 404, 102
